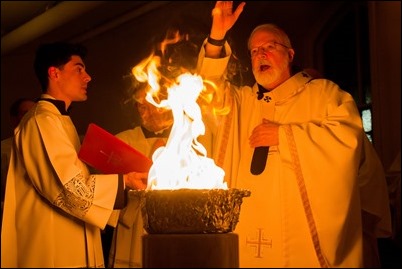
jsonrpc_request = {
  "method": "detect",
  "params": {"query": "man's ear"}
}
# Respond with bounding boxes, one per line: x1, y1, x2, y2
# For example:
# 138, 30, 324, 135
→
288, 48, 295, 62
48, 66, 58, 79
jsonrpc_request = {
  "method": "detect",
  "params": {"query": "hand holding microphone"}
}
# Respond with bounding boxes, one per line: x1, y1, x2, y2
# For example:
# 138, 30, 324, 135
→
249, 119, 279, 175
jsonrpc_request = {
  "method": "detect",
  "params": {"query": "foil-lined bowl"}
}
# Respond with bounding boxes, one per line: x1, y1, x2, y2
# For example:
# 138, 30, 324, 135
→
131, 188, 251, 234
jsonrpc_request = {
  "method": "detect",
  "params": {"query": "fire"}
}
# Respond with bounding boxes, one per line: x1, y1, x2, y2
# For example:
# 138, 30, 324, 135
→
131, 34, 227, 190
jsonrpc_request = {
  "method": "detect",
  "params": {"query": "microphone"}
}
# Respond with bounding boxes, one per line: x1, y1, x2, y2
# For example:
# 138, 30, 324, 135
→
251, 84, 270, 175
250, 146, 269, 175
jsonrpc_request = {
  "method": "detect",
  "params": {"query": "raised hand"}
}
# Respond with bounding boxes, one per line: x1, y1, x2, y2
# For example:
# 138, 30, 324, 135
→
210, 1, 246, 39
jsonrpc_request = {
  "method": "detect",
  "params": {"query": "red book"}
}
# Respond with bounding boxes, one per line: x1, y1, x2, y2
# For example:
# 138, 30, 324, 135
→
78, 123, 152, 174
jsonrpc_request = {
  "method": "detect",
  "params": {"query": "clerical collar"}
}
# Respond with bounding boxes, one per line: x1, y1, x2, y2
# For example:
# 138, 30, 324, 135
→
256, 84, 269, 100
141, 126, 171, 138
37, 98, 71, 115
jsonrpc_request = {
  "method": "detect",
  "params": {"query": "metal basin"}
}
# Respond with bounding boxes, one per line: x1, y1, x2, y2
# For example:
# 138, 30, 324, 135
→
131, 188, 251, 234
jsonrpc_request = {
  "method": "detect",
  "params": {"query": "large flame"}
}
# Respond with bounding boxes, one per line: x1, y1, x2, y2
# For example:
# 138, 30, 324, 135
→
132, 34, 227, 190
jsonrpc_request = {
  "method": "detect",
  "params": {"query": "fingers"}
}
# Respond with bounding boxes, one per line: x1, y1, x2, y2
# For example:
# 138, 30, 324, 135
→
249, 121, 279, 147
124, 172, 148, 190
135, 172, 148, 189
213, 1, 245, 17
233, 2, 246, 19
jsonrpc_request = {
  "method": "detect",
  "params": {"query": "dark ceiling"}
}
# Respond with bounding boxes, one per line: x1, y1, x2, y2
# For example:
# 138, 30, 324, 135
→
1, 1, 157, 55
1, 1, 348, 56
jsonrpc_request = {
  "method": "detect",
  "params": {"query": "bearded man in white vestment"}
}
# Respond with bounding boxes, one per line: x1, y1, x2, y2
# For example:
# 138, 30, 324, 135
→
196, 1, 392, 267
1, 42, 147, 268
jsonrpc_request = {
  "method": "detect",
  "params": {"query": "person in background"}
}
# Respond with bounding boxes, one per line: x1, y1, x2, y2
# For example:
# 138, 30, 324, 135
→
107, 36, 215, 268
1, 97, 35, 225
107, 82, 173, 268
1, 42, 147, 268
196, 1, 392, 267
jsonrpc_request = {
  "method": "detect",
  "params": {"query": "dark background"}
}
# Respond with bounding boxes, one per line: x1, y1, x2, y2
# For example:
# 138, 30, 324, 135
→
1, 1, 400, 265
1, 1, 400, 172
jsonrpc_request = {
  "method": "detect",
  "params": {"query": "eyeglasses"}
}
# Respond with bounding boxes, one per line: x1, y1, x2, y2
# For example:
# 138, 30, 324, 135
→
249, 41, 290, 57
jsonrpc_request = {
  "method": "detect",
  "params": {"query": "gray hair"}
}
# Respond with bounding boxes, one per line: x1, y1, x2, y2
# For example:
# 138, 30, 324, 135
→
247, 23, 292, 50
